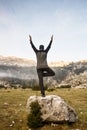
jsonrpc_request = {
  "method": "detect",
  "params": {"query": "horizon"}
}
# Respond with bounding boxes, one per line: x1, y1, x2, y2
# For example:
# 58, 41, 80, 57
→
0, 54, 87, 63
0, 0, 87, 62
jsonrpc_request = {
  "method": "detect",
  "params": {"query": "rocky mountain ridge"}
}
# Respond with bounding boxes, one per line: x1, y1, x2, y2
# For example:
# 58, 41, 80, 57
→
0, 56, 87, 88
0, 55, 87, 67
0, 55, 36, 67
0, 55, 75, 67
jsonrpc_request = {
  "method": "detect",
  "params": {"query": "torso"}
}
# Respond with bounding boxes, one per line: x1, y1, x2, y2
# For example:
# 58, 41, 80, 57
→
36, 51, 48, 69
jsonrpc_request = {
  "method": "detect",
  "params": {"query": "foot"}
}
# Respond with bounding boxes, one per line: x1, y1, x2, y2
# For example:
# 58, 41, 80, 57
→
41, 94, 45, 97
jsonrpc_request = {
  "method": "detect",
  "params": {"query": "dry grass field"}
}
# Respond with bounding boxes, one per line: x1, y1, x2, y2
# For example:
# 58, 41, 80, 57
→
0, 88, 87, 130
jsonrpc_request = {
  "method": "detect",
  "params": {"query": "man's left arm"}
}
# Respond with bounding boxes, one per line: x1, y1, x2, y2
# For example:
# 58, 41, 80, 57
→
45, 35, 53, 52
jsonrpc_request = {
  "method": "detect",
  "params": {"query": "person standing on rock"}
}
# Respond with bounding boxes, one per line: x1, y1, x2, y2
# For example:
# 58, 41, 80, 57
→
29, 35, 55, 97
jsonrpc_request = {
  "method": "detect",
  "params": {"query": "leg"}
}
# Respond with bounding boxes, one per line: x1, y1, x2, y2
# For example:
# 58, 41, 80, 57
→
42, 67, 55, 77
37, 69, 45, 97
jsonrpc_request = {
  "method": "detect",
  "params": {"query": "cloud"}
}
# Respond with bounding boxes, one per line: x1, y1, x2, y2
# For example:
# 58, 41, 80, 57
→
0, 0, 87, 61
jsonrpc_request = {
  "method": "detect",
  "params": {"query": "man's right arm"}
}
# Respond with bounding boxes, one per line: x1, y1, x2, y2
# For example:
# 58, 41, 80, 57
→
29, 35, 37, 53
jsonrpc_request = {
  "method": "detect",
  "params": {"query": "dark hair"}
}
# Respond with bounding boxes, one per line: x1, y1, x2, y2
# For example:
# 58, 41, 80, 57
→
39, 45, 44, 50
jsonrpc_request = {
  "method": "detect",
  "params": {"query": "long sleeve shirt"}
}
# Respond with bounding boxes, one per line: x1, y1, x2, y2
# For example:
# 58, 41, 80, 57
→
30, 40, 52, 69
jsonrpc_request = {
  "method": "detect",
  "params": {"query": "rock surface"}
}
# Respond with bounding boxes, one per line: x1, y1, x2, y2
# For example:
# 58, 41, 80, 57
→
26, 95, 78, 123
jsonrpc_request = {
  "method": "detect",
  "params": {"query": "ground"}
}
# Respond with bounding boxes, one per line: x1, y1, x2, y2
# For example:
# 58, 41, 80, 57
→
0, 88, 87, 130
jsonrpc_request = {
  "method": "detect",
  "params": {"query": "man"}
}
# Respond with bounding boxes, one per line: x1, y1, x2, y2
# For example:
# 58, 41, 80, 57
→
29, 35, 55, 97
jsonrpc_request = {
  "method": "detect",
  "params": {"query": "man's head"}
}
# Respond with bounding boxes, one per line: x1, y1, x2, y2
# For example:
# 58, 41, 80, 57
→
39, 45, 44, 50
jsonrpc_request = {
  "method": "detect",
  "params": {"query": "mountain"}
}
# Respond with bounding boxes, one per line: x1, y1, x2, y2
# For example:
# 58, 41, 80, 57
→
53, 60, 87, 88
0, 55, 87, 88
0, 55, 36, 67
0, 56, 37, 80
49, 61, 71, 67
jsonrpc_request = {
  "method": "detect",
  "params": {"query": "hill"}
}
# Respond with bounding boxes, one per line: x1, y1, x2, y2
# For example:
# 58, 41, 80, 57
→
0, 56, 87, 88
53, 60, 87, 88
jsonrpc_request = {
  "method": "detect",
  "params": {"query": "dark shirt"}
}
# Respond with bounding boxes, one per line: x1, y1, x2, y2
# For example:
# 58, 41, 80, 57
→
30, 40, 52, 69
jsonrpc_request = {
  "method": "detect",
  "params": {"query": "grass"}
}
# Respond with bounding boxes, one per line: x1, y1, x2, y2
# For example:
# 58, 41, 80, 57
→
0, 88, 87, 130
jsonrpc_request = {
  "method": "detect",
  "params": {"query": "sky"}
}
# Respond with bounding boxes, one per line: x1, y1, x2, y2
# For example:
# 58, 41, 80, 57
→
0, 0, 87, 62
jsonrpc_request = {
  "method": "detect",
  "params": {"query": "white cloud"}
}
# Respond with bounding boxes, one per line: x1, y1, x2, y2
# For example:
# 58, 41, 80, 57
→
0, 0, 87, 61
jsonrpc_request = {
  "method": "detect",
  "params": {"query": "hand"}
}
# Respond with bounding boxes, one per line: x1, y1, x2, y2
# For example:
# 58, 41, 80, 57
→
29, 35, 32, 42
51, 35, 53, 41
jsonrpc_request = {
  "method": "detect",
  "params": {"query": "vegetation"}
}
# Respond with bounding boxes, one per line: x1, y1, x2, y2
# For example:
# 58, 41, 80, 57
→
27, 101, 43, 129
0, 88, 87, 130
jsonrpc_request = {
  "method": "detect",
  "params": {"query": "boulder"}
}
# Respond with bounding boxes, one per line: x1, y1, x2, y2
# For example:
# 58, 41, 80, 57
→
26, 95, 78, 123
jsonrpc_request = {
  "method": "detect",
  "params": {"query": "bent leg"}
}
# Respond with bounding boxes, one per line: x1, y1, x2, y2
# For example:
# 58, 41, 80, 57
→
37, 69, 45, 97
42, 67, 55, 77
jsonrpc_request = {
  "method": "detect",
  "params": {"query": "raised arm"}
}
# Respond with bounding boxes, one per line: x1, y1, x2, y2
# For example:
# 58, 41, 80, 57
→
45, 35, 53, 52
29, 35, 37, 53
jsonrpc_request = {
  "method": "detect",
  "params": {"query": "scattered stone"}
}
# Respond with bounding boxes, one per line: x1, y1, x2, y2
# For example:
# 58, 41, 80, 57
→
4, 102, 9, 106
80, 112, 83, 114
10, 124, 13, 127
19, 119, 23, 123
9, 120, 15, 127
19, 103, 22, 106
26, 95, 78, 123
12, 121, 15, 124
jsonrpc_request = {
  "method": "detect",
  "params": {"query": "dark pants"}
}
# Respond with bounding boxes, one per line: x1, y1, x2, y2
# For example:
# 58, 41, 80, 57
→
37, 67, 55, 97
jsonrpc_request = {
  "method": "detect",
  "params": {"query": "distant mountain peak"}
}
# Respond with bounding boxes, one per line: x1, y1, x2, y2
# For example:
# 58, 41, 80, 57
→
49, 61, 71, 67
0, 55, 36, 67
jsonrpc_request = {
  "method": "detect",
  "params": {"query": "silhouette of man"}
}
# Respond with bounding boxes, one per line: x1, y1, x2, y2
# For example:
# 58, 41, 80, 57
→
29, 35, 55, 97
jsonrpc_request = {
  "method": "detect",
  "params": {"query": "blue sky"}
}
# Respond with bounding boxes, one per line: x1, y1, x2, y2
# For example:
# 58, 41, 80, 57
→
0, 0, 87, 62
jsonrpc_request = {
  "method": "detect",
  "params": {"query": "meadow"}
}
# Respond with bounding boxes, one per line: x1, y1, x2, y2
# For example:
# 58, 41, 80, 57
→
0, 88, 87, 130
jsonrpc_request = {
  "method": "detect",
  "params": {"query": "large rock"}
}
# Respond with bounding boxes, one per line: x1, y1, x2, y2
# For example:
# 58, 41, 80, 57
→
26, 95, 78, 123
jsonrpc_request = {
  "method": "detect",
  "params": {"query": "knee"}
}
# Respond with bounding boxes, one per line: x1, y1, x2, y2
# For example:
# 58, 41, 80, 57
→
52, 71, 55, 76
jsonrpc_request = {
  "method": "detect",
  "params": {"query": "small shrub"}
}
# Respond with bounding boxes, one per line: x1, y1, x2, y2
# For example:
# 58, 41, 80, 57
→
27, 101, 43, 129
32, 85, 47, 91
47, 87, 55, 92
32, 85, 40, 91
0, 84, 5, 89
